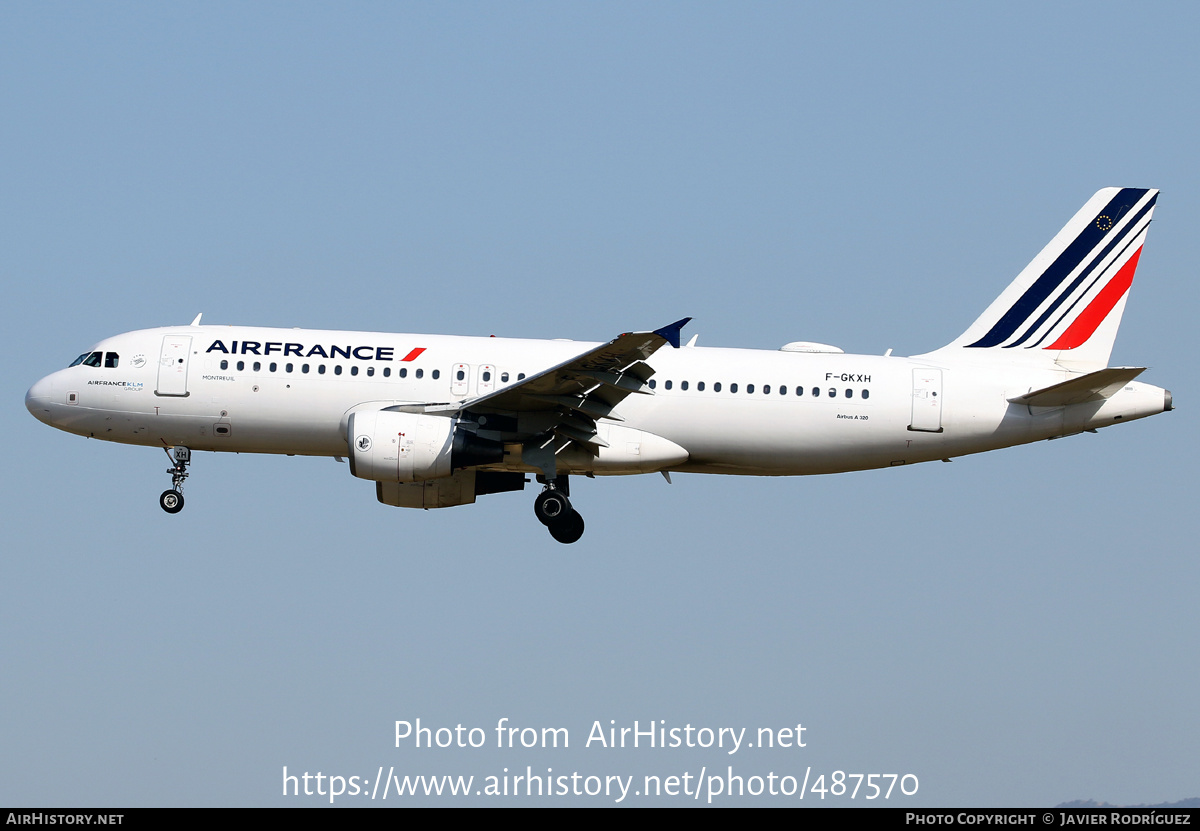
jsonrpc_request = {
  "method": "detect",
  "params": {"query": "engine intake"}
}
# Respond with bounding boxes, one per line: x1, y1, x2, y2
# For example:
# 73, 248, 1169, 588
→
347, 410, 503, 483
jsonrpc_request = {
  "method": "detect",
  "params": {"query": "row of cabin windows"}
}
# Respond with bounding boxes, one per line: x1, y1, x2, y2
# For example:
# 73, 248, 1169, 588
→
647, 378, 869, 399
69, 352, 529, 385
71, 352, 861, 400
217, 359, 525, 383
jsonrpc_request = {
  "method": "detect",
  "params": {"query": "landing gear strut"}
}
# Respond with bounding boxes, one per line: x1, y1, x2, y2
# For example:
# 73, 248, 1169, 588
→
534, 476, 585, 544
160, 446, 190, 514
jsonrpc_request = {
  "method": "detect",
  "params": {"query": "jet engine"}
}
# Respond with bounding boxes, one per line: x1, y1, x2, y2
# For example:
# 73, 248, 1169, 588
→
347, 410, 503, 483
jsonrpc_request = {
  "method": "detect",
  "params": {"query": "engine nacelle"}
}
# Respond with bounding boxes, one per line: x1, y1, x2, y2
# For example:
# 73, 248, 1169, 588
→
347, 410, 502, 483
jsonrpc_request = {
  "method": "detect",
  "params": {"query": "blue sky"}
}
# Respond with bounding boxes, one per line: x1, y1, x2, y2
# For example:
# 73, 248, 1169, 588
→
3, 2, 1197, 806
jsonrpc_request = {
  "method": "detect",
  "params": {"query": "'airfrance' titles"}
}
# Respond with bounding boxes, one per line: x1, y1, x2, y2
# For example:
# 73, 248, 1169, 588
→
206, 340, 426, 362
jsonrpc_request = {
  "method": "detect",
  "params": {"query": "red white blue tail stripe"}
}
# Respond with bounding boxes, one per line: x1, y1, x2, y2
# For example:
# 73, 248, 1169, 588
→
964, 188, 1156, 352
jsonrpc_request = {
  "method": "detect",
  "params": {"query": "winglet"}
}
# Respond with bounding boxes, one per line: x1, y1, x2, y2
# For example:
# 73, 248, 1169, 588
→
190, 313, 203, 326
653, 317, 692, 349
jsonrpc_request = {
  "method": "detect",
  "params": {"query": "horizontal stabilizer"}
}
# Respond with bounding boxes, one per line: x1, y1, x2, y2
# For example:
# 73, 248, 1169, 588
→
1008, 367, 1145, 407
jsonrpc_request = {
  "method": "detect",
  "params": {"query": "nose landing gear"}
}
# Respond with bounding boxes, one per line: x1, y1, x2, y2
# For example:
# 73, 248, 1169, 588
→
160, 446, 191, 514
534, 477, 585, 544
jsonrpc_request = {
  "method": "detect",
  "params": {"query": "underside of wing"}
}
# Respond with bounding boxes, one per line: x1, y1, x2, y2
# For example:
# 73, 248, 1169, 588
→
417, 318, 691, 476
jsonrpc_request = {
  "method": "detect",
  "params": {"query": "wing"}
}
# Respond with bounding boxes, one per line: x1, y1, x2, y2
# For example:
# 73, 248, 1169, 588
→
419, 317, 691, 476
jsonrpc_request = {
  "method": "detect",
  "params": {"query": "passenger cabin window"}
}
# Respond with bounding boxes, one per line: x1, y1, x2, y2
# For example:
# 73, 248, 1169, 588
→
237, 361, 245, 371
416, 368, 424, 379
501, 372, 509, 382
681, 381, 689, 390
383, 367, 391, 377
432, 369, 440, 380
862, 389, 870, 399
334, 365, 342, 376
714, 382, 722, 392
220, 360, 229, 370
318, 365, 326, 374
399, 368, 407, 378
351, 366, 359, 376
648, 379, 656, 389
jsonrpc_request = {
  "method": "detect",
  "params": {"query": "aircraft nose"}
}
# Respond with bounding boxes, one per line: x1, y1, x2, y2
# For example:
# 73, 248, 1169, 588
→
25, 375, 55, 424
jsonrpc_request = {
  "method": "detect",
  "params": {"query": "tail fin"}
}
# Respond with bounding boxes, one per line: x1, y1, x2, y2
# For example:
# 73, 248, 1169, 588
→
932, 188, 1158, 371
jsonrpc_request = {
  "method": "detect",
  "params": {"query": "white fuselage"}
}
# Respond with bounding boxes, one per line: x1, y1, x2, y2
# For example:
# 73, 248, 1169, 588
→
25, 324, 1170, 477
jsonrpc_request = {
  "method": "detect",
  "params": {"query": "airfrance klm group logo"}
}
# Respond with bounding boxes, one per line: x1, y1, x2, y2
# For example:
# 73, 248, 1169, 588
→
967, 188, 1156, 352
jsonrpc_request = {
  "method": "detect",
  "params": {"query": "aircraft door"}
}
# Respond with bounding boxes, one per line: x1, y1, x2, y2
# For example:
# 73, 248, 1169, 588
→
909, 368, 943, 432
156, 335, 192, 397
451, 363, 470, 397
478, 364, 496, 395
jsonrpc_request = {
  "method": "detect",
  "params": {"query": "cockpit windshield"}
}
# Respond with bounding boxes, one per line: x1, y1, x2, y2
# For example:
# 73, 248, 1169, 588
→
68, 351, 118, 368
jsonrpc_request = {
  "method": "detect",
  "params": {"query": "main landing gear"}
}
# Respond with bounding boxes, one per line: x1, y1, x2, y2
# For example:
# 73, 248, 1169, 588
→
159, 446, 191, 514
534, 476, 585, 544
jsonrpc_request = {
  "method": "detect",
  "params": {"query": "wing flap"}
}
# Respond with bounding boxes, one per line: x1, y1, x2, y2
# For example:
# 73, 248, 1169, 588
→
526, 393, 623, 421
573, 369, 653, 394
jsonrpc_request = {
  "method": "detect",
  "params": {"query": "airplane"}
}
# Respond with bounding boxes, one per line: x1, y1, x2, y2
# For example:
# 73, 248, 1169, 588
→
25, 188, 1172, 543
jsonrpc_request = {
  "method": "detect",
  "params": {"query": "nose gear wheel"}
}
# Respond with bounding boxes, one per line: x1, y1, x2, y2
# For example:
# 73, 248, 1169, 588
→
160, 446, 191, 514
159, 490, 184, 513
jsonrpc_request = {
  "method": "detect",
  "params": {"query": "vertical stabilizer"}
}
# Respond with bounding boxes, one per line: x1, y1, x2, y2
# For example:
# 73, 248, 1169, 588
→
930, 188, 1157, 371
